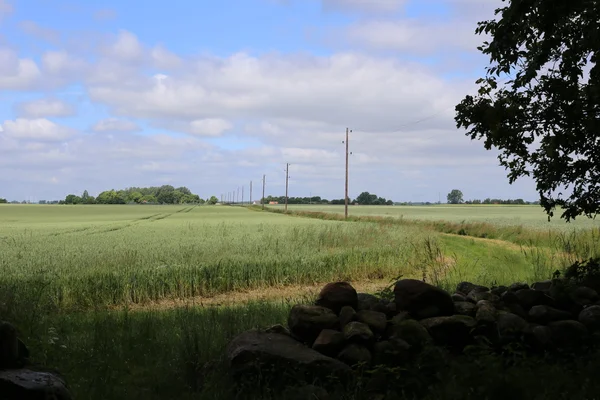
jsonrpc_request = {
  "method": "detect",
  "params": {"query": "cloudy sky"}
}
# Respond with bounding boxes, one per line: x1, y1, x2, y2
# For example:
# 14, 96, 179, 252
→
0, 0, 537, 202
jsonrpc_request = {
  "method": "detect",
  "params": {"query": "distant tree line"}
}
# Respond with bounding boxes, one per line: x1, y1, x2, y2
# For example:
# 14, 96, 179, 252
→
60, 186, 219, 205
0, 198, 7, 204
260, 191, 393, 206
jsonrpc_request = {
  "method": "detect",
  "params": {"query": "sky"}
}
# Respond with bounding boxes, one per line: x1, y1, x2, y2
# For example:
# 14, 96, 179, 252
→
0, 0, 539, 203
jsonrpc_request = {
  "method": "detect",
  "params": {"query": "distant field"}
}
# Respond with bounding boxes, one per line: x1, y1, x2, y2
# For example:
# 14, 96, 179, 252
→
269, 204, 600, 231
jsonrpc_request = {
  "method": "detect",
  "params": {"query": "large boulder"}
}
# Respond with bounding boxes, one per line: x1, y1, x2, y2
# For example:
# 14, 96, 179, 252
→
579, 305, 600, 331
226, 330, 351, 384
343, 322, 374, 345
497, 312, 528, 343
394, 279, 454, 319
390, 319, 432, 348
315, 282, 358, 314
356, 310, 387, 335
0, 369, 72, 400
0, 321, 19, 369
312, 330, 345, 357
515, 289, 553, 310
288, 305, 339, 345
420, 315, 476, 348
337, 344, 372, 367
528, 305, 573, 324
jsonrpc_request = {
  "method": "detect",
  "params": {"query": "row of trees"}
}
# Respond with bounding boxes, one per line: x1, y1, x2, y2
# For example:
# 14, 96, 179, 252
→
447, 189, 538, 205
0, 198, 7, 204
259, 191, 394, 206
61, 186, 219, 205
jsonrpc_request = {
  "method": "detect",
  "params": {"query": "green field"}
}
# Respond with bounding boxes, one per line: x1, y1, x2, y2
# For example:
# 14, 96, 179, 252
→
270, 204, 600, 230
1, 204, 600, 399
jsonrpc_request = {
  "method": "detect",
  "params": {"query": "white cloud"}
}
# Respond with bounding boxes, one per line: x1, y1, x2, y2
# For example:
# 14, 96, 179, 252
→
1, 118, 77, 141
0, 47, 41, 90
103, 30, 144, 62
321, 0, 406, 13
91, 118, 140, 132
19, 20, 60, 43
0, 0, 12, 21
15, 98, 75, 118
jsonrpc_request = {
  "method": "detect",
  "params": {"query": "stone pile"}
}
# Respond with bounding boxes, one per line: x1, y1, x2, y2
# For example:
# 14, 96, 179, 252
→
0, 321, 72, 399
226, 278, 600, 394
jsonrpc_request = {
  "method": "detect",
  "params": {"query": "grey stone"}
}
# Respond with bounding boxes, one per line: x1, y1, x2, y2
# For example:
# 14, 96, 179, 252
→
451, 293, 467, 302
548, 320, 589, 348
420, 315, 476, 348
475, 301, 497, 324
390, 319, 432, 348
288, 305, 339, 345
312, 329, 345, 357
339, 306, 357, 330
226, 330, 351, 382
468, 291, 499, 304
579, 305, 600, 331
531, 280, 553, 293
394, 279, 454, 319
570, 286, 599, 307
337, 344, 372, 367
315, 282, 358, 314
454, 301, 476, 317
356, 310, 387, 334
515, 289, 553, 310
497, 312, 528, 342
372, 338, 411, 367
264, 324, 290, 336
456, 282, 489, 296
0, 369, 72, 400
357, 293, 381, 311
343, 321, 374, 344
491, 286, 509, 297
509, 282, 530, 292
528, 305, 573, 324
0, 321, 19, 369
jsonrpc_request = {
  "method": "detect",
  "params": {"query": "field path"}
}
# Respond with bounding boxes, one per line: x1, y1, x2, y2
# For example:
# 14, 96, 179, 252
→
110, 279, 392, 312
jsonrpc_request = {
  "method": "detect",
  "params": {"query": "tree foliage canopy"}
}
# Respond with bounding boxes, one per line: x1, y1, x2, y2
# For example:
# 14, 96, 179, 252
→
455, 0, 600, 221
447, 189, 464, 204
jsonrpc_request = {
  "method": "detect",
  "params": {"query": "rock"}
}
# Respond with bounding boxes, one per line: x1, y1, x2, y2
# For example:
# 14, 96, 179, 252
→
525, 324, 553, 350
339, 306, 357, 329
451, 293, 467, 302
0, 369, 72, 400
394, 279, 454, 319
570, 286, 599, 307
337, 344, 372, 367
282, 385, 330, 400
390, 319, 432, 348
475, 301, 497, 324
531, 280, 553, 293
502, 302, 529, 320
226, 330, 351, 383
264, 324, 290, 336
383, 302, 397, 317
356, 293, 380, 311
315, 282, 358, 314
420, 315, 476, 348
343, 321, 374, 345
456, 282, 489, 296
372, 338, 411, 367
467, 290, 498, 304
0, 321, 20, 369
548, 320, 589, 348
528, 305, 573, 324
356, 310, 387, 334
509, 282, 530, 292
288, 305, 339, 345
579, 305, 600, 331
312, 329, 345, 357
515, 289, 553, 310
453, 301, 476, 317
497, 312, 528, 342
501, 291, 519, 304
491, 286, 508, 297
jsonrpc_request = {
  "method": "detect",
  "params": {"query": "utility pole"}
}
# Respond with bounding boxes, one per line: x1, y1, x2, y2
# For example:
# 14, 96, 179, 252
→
262, 174, 266, 210
242, 186, 244, 205
285, 163, 290, 212
236, 187, 239, 204
250, 181, 252, 205
343, 128, 352, 219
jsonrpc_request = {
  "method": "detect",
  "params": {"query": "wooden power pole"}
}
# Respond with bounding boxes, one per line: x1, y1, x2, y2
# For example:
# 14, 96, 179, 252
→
344, 128, 350, 219
242, 186, 244, 205
285, 163, 290, 212
262, 175, 266, 210
250, 181, 252, 205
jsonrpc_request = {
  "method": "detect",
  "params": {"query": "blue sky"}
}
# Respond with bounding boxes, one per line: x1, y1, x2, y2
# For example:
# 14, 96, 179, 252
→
1, 0, 539, 203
